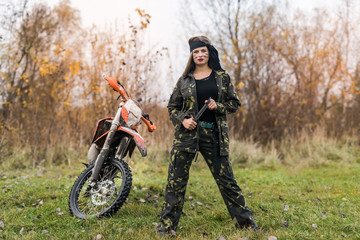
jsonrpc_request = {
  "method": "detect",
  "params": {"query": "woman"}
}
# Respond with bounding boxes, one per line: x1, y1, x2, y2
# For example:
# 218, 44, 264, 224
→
158, 36, 258, 235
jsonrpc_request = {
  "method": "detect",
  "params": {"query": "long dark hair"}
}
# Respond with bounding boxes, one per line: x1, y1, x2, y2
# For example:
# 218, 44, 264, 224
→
182, 36, 222, 77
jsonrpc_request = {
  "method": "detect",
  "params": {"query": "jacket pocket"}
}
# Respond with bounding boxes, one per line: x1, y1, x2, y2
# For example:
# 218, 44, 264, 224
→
173, 128, 197, 151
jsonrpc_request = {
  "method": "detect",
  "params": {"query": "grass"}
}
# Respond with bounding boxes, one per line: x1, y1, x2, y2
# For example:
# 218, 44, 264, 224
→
0, 137, 360, 239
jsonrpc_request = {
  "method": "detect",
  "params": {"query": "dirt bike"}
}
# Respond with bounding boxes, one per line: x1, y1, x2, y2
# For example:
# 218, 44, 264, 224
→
68, 75, 156, 219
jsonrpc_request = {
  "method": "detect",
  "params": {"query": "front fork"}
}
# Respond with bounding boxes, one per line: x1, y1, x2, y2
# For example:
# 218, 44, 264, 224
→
89, 102, 123, 183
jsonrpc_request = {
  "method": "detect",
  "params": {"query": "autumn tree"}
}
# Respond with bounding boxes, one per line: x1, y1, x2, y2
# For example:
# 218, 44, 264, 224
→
77, 9, 170, 144
0, 0, 83, 162
181, 0, 360, 142
0, 1, 171, 164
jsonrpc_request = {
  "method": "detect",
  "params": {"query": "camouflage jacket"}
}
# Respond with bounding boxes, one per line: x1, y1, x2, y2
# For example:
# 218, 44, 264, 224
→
168, 70, 240, 156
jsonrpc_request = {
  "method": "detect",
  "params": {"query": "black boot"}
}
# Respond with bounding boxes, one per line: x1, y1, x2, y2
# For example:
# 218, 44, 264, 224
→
248, 221, 259, 232
157, 225, 176, 237
235, 219, 259, 232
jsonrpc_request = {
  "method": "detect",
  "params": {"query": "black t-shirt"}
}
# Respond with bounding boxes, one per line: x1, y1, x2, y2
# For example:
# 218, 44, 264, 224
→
195, 71, 218, 122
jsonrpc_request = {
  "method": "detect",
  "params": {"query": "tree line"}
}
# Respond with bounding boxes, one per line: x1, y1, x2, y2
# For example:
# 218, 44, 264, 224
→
1, 0, 360, 165
182, 0, 360, 143
0, 0, 168, 164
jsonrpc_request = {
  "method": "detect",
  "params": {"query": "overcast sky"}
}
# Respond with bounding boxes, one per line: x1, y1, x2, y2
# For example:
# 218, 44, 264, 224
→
3, 0, 349, 70
41, 0, 342, 75
5, 0, 350, 97
34, 0, 345, 98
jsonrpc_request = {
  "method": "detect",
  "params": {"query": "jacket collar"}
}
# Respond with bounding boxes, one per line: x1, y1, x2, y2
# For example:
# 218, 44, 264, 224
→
186, 70, 224, 102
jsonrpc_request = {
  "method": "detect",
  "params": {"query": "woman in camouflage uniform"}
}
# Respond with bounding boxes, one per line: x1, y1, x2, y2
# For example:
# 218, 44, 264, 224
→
158, 36, 258, 235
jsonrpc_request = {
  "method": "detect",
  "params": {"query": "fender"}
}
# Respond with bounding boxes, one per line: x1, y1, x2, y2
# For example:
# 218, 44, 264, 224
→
118, 126, 147, 157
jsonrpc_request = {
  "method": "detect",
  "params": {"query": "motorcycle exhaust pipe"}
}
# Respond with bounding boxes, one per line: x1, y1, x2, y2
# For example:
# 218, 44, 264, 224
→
88, 143, 100, 165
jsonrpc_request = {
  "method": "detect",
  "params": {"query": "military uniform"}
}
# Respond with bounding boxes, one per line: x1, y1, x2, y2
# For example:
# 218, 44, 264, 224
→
159, 70, 256, 232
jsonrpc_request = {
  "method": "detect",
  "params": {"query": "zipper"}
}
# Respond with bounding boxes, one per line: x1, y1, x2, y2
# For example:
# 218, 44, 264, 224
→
191, 74, 200, 153
214, 71, 222, 145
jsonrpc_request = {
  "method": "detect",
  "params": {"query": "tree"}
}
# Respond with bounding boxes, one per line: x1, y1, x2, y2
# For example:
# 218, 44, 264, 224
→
180, 0, 360, 142
0, 0, 83, 158
0, 1, 171, 164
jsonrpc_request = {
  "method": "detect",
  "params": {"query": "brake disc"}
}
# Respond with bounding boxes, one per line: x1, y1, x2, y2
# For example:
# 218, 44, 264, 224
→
90, 179, 116, 206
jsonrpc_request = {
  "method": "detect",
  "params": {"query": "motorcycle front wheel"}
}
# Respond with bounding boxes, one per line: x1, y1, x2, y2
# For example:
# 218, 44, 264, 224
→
68, 157, 132, 219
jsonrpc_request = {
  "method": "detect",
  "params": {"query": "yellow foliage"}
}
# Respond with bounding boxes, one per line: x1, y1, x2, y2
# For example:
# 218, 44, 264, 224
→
69, 60, 80, 77
136, 8, 143, 17
20, 74, 29, 80
239, 107, 248, 114
39, 66, 47, 76
54, 43, 64, 55
135, 8, 151, 29
64, 49, 72, 56
141, 22, 147, 29
136, 8, 151, 19
350, 81, 356, 94
315, 109, 323, 115
39, 56, 58, 77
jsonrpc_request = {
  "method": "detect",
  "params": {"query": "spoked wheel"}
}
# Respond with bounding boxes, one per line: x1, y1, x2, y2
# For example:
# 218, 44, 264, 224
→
68, 157, 132, 219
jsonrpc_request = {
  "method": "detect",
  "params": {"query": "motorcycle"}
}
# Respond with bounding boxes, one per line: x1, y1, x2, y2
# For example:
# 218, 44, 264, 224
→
68, 75, 156, 219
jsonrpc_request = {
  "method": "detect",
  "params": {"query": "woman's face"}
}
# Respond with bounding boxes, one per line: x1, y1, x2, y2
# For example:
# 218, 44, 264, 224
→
192, 46, 209, 66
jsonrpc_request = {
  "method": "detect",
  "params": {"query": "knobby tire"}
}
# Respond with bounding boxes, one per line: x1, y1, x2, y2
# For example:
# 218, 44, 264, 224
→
68, 157, 132, 219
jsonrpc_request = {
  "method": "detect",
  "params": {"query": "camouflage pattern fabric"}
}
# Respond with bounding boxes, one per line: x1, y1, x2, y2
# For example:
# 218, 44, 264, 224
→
167, 70, 241, 156
159, 126, 255, 232
160, 71, 255, 232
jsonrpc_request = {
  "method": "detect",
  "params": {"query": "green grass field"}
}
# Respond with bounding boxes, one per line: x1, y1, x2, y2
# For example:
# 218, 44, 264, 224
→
1, 140, 360, 239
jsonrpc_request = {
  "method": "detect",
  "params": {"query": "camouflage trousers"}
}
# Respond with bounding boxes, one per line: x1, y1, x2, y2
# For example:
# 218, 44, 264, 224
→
159, 125, 255, 232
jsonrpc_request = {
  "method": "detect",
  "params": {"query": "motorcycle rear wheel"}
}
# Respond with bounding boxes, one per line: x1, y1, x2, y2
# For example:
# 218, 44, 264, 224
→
68, 157, 132, 219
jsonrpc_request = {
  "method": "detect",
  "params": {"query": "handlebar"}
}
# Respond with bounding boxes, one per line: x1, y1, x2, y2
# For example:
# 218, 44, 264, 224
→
103, 76, 128, 101
141, 116, 156, 132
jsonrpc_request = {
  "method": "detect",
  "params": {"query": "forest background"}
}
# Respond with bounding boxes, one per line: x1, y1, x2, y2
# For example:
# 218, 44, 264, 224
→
1, 0, 360, 167
1, 0, 360, 239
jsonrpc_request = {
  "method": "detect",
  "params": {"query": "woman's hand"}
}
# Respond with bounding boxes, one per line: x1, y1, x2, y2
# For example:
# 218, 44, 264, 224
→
182, 118, 197, 130
206, 98, 217, 110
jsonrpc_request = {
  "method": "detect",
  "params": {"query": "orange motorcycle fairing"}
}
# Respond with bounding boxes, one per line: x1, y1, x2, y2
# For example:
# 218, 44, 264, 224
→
91, 117, 114, 146
118, 126, 147, 157
91, 118, 147, 158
